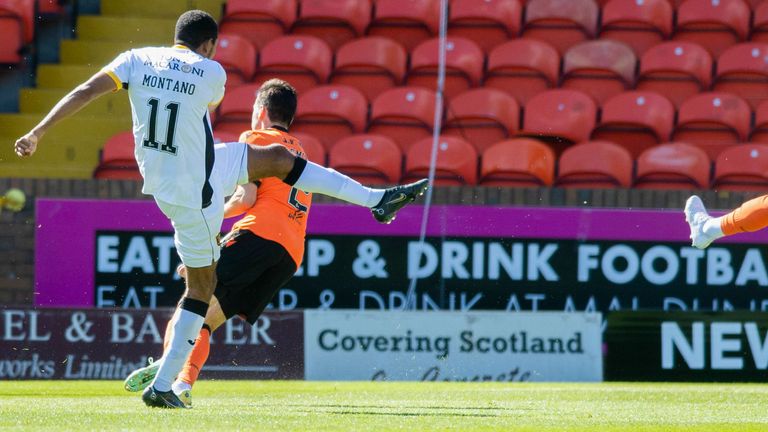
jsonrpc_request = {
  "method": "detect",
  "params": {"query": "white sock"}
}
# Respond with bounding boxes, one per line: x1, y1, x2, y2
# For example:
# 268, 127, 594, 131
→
704, 216, 725, 240
172, 380, 192, 394
292, 161, 385, 208
151, 307, 205, 392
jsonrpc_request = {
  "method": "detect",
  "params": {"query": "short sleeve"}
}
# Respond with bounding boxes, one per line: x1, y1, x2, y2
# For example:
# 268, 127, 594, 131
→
209, 64, 227, 108
101, 50, 133, 92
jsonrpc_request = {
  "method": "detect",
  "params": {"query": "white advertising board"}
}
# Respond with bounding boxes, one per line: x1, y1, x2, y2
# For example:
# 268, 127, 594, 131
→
305, 310, 602, 382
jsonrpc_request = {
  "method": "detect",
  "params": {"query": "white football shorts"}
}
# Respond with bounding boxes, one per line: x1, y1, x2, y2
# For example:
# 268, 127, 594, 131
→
155, 142, 249, 267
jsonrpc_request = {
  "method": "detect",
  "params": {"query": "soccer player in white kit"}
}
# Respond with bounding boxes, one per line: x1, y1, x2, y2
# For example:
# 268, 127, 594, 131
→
14, 10, 427, 408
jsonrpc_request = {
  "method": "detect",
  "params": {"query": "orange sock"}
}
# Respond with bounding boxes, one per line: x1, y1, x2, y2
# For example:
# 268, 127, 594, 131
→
721, 195, 768, 236
177, 326, 211, 386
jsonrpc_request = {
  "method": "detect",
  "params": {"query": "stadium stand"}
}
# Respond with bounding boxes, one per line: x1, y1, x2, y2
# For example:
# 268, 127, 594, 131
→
291, 0, 371, 50
368, 86, 437, 153
522, 0, 599, 54
555, 141, 633, 189
713, 42, 768, 110
672, 92, 751, 160
634, 143, 711, 189
404, 135, 478, 185
367, 0, 439, 51
672, 0, 750, 58
713, 143, 768, 191
591, 91, 675, 158
599, 0, 673, 56
443, 88, 520, 154
291, 131, 327, 165
214, 83, 260, 135
219, 0, 295, 49
560, 39, 637, 105
0, 0, 34, 64
636, 41, 713, 108
213, 33, 257, 85
484, 39, 560, 105
291, 84, 368, 150
479, 138, 555, 187
406, 36, 484, 100
93, 131, 141, 180
518, 89, 597, 154
330, 36, 407, 101
447, 0, 522, 53
252, 35, 333, 94
329, 134, 402, 185
753, 2, 768, 43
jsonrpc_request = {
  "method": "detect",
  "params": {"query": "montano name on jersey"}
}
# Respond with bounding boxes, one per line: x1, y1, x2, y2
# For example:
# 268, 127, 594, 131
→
102, 45, 227, 209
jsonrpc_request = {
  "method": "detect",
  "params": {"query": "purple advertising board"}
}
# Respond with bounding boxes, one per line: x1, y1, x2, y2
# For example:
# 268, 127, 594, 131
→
35, 199, 768, 314
0, 308, 304, 380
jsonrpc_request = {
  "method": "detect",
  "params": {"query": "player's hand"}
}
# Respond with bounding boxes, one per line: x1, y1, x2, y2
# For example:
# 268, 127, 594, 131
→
14, 132, 40, 157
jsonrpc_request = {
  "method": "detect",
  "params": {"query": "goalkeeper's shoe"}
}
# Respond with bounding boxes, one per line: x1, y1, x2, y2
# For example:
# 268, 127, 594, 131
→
124, 357, 160, 392
371, 179, 429, 224
176, 388, 192, 408
142, 385, 189, 409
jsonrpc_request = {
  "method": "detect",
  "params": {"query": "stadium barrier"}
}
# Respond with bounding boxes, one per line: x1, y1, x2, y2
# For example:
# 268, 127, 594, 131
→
35, 199, 768, 318
304, 310, 602, 382
605, 311, 768, 382
0, 308, 303, 380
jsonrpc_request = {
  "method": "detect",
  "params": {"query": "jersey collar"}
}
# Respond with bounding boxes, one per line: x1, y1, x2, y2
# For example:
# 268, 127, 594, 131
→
172, 44, 191, 51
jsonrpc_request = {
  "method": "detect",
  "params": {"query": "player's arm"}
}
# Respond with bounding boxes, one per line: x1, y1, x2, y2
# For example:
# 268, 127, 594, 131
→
14, 72, 117, 157
224, 182, 258, 218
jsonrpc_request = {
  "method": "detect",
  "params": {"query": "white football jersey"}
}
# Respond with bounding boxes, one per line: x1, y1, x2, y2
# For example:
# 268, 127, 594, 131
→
102, 45, 227, 209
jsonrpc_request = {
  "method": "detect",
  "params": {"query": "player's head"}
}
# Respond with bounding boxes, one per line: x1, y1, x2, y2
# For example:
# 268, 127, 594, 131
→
252, 79, 298, 130
174, 10, 218, 59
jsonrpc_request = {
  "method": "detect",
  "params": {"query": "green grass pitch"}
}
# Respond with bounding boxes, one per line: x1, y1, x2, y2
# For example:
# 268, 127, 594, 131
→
1, 381, 767, 431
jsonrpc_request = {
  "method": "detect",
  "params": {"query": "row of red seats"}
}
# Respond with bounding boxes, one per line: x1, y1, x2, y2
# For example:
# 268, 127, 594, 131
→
94, 130, 768, 191
215, 33, 768, 110
214, 85, 768, 161
0, 0, 35, 63
222, 0, 768, 58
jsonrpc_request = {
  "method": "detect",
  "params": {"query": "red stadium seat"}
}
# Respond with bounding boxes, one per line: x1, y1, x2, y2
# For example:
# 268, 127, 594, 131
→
368, 87, 437, 153
636, 41, 713, 108
447, 0, 522, 53
522, 0, 599, 54
479, 138, 555, 187
713, 43, 768, 109
556, 141, 633, 188
329, 134, 403, 184
713, 143, 768, 191
751, 100, 768, 142
291, 0, 371, 50
673, 0, 750, 58
214, 131, 241, 144
519, 89, 597, 154
484, 39, 560, 105
443, 89, 520, 154
753, 2, 768, 43
253, 36, 332, 94
291, 85, 368, 150
672, 92, 751, 160
600, 0, 673, 56
94, 131, 141, 180
213, 34, 257, 86
291, 132, 327, 164
220, 0, 296, 50
635, 142, 711, 189
0, 0, 33, 63
367, 0, 440, 51
591, 91, 675, 158
406, 37, 484, 100
561, 40, 637, 105
215, 83, 260, 135
330, 37, 407, 101
404, 136, 478, 185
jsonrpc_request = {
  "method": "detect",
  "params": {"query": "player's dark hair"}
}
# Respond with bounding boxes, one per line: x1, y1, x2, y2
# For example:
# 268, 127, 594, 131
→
174, 10, 218, 49
256, 79, 298, 127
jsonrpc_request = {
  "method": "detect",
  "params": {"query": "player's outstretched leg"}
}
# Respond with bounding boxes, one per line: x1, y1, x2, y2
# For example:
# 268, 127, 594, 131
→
124, 357, 161, 392
371, 179, 429, 224
685, 195, 723, 249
